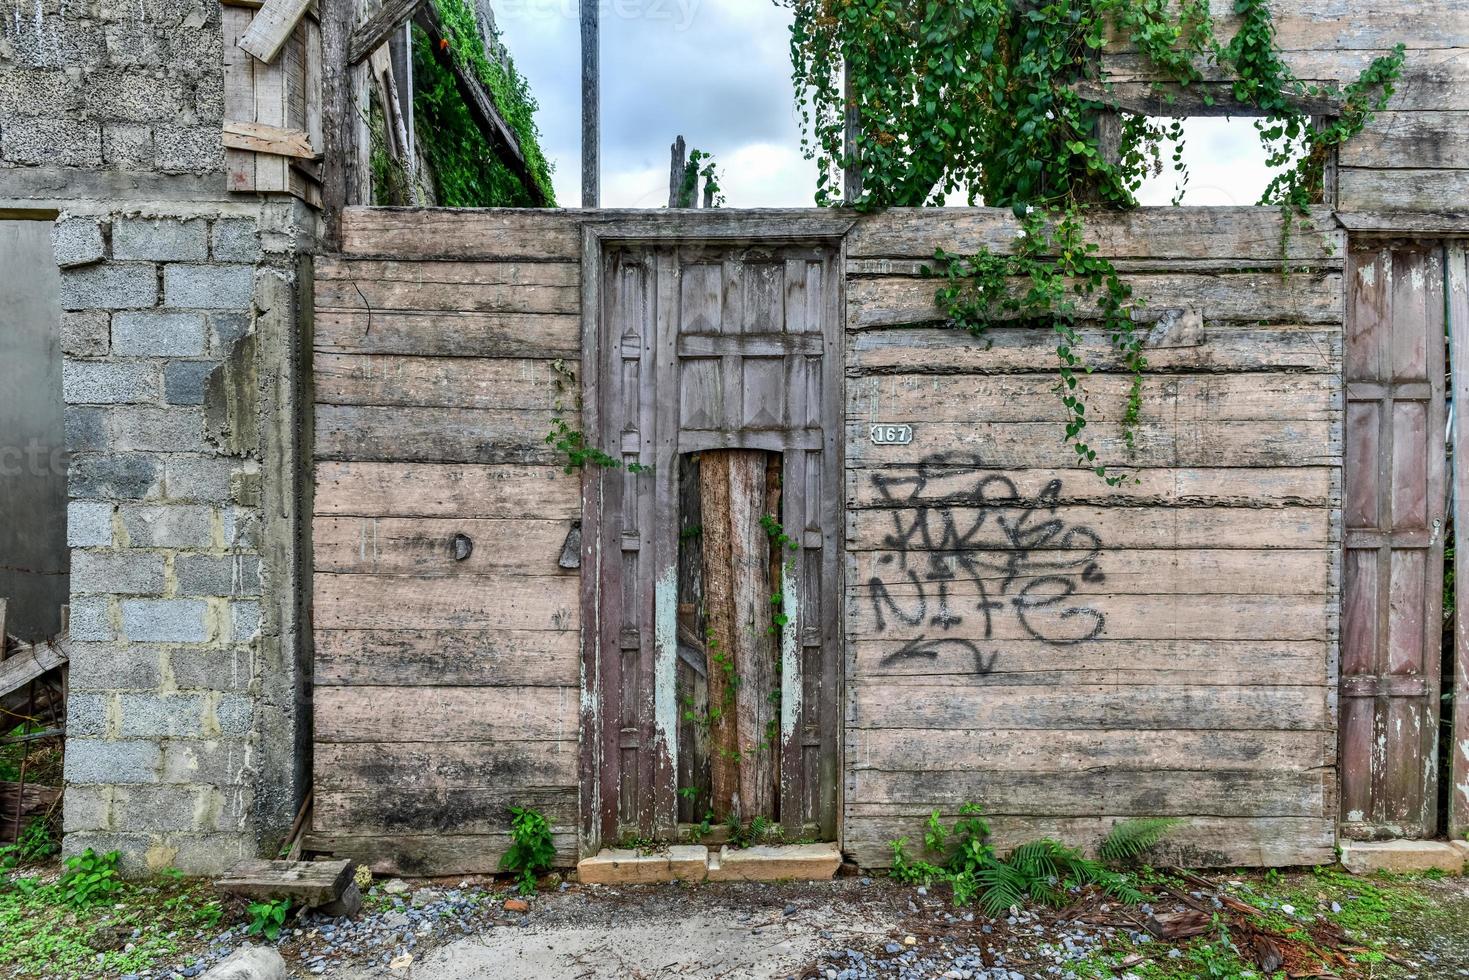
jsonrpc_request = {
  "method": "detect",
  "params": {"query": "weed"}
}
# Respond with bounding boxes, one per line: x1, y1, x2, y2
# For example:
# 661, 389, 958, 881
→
244, 897, 290, 942
501, 805, 556, 895
59, 849, 122, 907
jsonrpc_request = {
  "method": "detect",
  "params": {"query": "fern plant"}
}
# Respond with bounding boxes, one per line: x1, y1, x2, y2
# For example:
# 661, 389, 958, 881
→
890, 804, 1169, 916
1099, 817, 1183, 863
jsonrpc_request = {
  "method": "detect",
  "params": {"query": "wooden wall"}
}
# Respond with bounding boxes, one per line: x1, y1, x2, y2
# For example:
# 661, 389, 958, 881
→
1100, 0, 1469, 216
841, 207, 1345, 867
306, 209, 586, 874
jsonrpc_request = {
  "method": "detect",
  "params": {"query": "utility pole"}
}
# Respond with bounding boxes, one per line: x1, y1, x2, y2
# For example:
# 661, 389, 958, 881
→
581, 0, 600, 207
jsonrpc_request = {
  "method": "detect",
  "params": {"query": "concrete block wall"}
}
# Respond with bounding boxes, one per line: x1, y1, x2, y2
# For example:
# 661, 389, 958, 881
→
56, 205, 308, 874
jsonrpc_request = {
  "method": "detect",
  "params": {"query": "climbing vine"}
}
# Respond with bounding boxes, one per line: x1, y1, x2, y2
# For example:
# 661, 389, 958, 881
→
784, 0, 1403, 479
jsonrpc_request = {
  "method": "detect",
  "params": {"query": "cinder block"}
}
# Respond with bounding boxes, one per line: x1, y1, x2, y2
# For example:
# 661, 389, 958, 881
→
228, 600, 262, 641
175, 554, 261, 597
214, 694, 254, 737
153, 124, 225, 173
67, 595, 115, 642
67, 500, 115, 547
63, 786, 112, 831
207, 312, 252, 353
61, 833, 158, 876
65, 691, 111, 737
109, 406, 206, 453
706, 843, 842, 882
156, 832, 253, 875
66, 406, 107, 451
576, 846, 710, 885
102, 122, 155, 168
163, 456, 242, 502
66, 642, 164, 691
116, 692, 208, 738
222, 507, 261, 549
159, 739, 250, 786
170, 646, 252, 691
65, 739, 161, 785
112, 218, 208, 262
60, 311, 111, 356
2, 117, 102, 167
1341, 840, 1468, 876
54, 217, 105, 268
62, 359, 159, 404
211, 219, 262, 263
120, 598, 210, 643
70, 453, 162, 500
164, 361, 218, 405
71, 549, 166, 595
120, 503, 214, 548
59, 263, 157, 310
112, 311, 207, 357
111, 784, 201, 832
163, 264, 254, 310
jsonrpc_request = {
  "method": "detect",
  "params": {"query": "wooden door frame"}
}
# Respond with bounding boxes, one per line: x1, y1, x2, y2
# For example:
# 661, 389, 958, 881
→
576, 213, 855, 856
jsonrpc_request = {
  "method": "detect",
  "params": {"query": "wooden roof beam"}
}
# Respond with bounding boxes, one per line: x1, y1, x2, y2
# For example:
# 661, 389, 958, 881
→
348, 0, 428, 66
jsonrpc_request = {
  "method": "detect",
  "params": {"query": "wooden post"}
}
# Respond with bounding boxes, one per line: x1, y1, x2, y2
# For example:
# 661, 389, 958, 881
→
1450, 243, 1469, 839
668, 135, 687, 208
699, 451, 739, 818
322, 0, 370, 247
842, 60, 862, 205
389, 23, 414, 164
581, 0, 600, 207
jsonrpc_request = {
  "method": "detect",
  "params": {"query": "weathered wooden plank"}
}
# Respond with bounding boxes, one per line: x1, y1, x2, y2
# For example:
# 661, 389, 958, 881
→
850, 769, 1327, 818
846, 592, 1328, 641
1339, 167, 1469, 213
0, 640, 67, 699
315, 405, 559, 463
850, 728, 1332, 774
222, 120, 316, 159
845, 206, 1339, 261
848, 683, 1331, 731
237, 0, 311, 63
848, 325, 1341, 375
313, 685, 577, 742
339, 208, 583, 259
314, 310, 579, 357
850, 548, 1329, 596
315, 786, 577, 836
315, 572, 578, 631
848, 373, 1339, 423
316, 257, 580, 287
845, 419, 1339, 468
314, 740, 577, 792
347, 0, 426, 65
314, 517, 573, 576
1339, 111, 1469, 169
300, 832, 579, 874
847, 465, 1333, 509
314, 354, 563, 410
215, 858, 352, 906
315, 629, 579, 687
848, 504, 1329, 551
843, 815, 1335, 868
315, 277, 579, 316
848, 272, 1343, 329
850, 638, 1327, 684
314, 462, 580, 519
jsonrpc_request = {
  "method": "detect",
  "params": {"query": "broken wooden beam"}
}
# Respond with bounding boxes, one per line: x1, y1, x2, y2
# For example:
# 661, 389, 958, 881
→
223, 120, 319, 160
1070, 79, 1345, 119
414, 1, 549, 206
216, 858, 355, 908
0, 640, 67, 702
348, 0, 428, 66
237, 0, 312, 64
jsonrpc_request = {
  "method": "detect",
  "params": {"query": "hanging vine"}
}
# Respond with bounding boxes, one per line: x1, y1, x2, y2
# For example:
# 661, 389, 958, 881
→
784, 0, 1403, 480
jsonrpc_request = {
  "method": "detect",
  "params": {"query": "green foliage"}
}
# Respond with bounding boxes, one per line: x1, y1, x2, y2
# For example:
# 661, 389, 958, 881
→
674, 149, 726, 208
545, 418, 651, 475
501, 805, 556, 895
1098, 817, 1182, 862
409, 0, 555, 207
891, 804, 1144, 916
58, 849, 122, 907
0, 819, 58, 871
244, 897, 290, 942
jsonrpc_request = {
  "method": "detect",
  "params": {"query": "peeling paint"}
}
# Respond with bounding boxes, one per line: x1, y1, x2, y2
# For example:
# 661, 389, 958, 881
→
653, 564, 678, 764
780, 570, 800, 743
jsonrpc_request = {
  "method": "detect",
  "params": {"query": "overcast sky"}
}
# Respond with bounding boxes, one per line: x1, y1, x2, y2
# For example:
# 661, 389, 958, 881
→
492, 0, 1274, 208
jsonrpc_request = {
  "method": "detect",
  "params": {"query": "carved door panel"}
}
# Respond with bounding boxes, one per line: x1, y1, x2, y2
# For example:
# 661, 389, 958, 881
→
591, 242, 841, 843
1341, 243, 1447, 838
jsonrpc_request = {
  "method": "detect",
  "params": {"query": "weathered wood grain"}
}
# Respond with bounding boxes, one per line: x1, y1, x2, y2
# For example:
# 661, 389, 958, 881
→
313, 310, 579, 357
314, 462, 580, 519
314, 354, 564, 410
1339, 167, 1469, 213
314, 740, 577, 792
315, 276, 579, 316
300, 832, 579, 874
846, 465, 1333, 509
848, 373, 1339, 423
314, 517, 573, 576
339, 208, 583, 259
313, 572, 578, 631
850, 548, 1329, 596
846, 592, 1328, 640
843, 815, 1335, 868
847, 504, 1329, 551
1339, 111, 1469, 169
848, 272, 1343, 329
316, 256, 580, 288
850, 728, 1331, 774
315, 405, 559, 463
848, 325, 1341, 375
848, 683, 1331, 731
315, 786, 576, 836
845, 207, 1339, 261
313, 685, 577, 742
845, 419, 1339, 468
315, 629, 579, 687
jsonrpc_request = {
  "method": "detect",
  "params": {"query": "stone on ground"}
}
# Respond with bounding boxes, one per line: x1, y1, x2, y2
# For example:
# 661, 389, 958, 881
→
200, 944, 288, 980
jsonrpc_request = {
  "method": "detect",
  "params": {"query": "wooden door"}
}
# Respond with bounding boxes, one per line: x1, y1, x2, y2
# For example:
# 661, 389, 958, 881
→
589, 241, 842, 843
1341, 242, 1447, 838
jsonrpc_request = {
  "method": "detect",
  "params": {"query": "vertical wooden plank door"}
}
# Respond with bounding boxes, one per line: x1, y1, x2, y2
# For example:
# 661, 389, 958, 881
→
591, 240, 842, 844
1341, 242, 1447, 838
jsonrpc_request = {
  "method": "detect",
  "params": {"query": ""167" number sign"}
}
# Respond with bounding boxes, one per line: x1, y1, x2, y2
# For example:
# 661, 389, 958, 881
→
869, 423, 913, 446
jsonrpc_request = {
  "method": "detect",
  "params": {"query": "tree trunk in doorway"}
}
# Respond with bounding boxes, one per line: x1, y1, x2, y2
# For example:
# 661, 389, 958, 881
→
700, 448, 779, 823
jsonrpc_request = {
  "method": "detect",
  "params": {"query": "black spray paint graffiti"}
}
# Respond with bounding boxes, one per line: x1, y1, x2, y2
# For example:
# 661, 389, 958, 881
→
869, 453, 1106, 674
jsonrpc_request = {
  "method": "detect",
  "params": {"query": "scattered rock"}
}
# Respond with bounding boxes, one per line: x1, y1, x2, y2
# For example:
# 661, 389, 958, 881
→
388, 952, 414, 971
200, 944, 288, 980
504, 898, 530, 913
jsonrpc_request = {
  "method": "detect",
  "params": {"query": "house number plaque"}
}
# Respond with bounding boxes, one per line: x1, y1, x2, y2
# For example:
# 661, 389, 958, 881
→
870, 423, 913, 445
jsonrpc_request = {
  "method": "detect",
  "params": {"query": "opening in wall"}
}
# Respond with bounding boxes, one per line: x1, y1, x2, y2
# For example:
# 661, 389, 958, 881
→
0, 217, 68, 641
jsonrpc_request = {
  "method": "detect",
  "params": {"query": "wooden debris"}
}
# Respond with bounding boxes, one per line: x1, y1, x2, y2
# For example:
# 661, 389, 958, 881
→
222, 120, 318, 160
0, 781, 59, 841
215, 858, 356, 908
238, 0, 313, 64
0, 640, 68, 701
348, 0, 428, 66
1144, 908, 1212, 940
